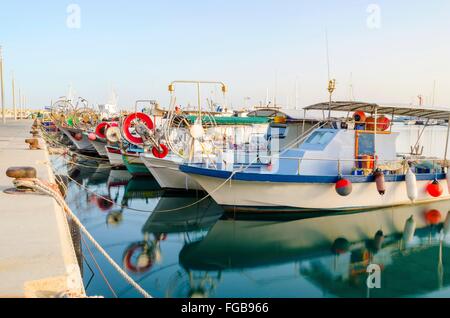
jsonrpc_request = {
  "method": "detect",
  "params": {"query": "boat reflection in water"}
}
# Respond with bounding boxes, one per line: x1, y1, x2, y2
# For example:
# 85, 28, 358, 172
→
179, 201, 450, 298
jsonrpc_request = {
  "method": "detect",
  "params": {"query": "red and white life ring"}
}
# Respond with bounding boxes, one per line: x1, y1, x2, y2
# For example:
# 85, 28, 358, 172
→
96, 122, 119, 139
122, 113, 154, 145
152, 144, 169, 159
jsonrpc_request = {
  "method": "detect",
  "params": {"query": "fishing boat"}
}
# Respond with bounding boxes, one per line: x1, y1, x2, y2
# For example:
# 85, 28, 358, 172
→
140, 116, 271, 191
59, 126, 96, 152
106, 145, 125, 167
122, 146, 152, 177
180, 101, 450, 212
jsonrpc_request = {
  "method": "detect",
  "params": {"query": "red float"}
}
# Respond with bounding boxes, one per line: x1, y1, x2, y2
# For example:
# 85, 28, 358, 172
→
122, 113, 154, 145
152, 144, 169, 159
366, 116, 391, 131
74, 133, 83, 141
96, 196, 114, 212
425, 209, 442, 225
427, 180, 443, 197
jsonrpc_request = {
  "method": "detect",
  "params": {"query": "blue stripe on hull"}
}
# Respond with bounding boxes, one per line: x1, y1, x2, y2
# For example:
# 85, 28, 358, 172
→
180, 165, 446, 184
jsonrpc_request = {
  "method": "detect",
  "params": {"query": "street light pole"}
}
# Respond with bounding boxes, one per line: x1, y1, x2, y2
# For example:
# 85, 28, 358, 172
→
0, 46, 5, 124
12, 73, 16, 120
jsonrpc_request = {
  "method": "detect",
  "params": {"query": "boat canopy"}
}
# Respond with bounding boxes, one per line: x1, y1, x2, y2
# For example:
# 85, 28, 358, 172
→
304, 101, 450, 120
186, 116, 270, 125
247, 107, 319, 123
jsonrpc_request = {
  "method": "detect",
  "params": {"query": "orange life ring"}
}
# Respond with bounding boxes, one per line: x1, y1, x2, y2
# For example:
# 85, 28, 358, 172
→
123, 242, 154, 273
353, 111, 367, 123
122, 113, 154, 145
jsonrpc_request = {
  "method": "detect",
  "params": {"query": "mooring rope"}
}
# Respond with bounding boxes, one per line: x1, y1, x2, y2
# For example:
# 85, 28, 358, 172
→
13, 178, 152, 299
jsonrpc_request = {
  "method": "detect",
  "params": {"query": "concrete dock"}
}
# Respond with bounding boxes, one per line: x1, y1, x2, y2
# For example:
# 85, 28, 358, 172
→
0, 120, 85, 298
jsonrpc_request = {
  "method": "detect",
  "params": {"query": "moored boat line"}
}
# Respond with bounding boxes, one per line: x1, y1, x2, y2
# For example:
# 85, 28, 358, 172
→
38, 88, 450, 215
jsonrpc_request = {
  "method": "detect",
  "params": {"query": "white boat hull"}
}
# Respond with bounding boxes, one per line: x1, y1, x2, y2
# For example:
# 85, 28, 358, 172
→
106, 147, 124, 167
90, 139, 108, 157
59, 127, 95, 151
141, 155, 203, 191
185, 173, 450, 212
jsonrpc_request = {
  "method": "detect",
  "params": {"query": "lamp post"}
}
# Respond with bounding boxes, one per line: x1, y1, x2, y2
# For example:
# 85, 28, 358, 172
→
12, 73, 16, 120
0, 46, 5, 124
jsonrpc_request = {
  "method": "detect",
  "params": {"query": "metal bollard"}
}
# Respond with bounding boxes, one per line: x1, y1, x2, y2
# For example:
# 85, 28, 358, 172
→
25, 138, 41, 150
5, 167, 37, 194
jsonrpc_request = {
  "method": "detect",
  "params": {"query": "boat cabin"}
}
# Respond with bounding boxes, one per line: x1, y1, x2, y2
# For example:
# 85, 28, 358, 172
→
280, 101, 450, 177
247, 108, 320, 151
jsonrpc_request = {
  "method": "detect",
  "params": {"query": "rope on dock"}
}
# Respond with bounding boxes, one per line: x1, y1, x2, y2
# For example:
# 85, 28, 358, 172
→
13, 178, 153, 299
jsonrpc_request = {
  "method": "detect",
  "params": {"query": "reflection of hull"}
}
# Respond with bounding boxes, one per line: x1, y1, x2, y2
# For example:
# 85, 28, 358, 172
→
124, 177, 162, 200
106, 146, 124, 167
141, 155, 202, 191
123, 153, 151, 177
107, 170, 132, 188
89, 138, 108, 157
182, 165, 450, 212
59, 127, 95, 151
180, 200, 450, 271
142, 194, 223, 234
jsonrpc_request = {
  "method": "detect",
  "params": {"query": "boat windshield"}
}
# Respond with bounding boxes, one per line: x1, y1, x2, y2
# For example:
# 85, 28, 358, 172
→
305, 131, 335, 145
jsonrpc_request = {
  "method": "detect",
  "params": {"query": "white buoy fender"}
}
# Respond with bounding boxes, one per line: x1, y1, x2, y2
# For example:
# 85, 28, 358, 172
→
405, 169, 418, 202
402, 215, 416, 244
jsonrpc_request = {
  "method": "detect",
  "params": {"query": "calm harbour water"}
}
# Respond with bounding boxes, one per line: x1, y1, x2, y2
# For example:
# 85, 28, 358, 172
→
51, 153, 450, 298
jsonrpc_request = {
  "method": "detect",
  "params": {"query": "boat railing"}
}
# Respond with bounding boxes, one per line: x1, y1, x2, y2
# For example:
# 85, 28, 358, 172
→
233, 154, 447, 176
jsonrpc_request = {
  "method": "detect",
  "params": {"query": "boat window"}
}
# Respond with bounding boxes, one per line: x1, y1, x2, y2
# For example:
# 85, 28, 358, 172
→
305, 131, 335, 145
266, 126, 287, 140
357, 133, 375, 156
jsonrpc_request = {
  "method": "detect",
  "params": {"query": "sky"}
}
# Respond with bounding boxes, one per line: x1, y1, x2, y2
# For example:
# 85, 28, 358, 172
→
1, 0, 450, 110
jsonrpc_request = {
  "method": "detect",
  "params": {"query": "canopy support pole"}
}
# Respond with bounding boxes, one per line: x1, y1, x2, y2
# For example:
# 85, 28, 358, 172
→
444, 115, 450, 164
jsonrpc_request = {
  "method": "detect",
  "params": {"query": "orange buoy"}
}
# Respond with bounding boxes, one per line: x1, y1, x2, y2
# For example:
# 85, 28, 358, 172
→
425, 209, 442, 225
336, 178, 352, 196
427, 179, 443, 197
353, 111, 367, 123
366, 116, 391, 131
74, 133, 83, 141
374, 169, 386, 195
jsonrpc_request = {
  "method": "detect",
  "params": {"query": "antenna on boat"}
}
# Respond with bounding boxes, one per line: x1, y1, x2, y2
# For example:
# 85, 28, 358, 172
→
432, 80, 436, 106
325, 30, 336, 119
349, 72, 354, 101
